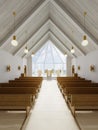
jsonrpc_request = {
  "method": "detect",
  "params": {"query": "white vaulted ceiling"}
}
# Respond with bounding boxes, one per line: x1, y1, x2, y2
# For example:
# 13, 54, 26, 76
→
0, 0, 98, 58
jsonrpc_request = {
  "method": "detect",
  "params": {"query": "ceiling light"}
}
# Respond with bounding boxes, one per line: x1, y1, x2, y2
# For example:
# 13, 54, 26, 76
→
81, 12, 88, 46
71, 47, 75, 53
24, 46, 28, 54
31, 52, 34, 57
64, 52, 67, 56
81, 35, 88, 46
11, 35, 18, 46
11, 12, 18, 46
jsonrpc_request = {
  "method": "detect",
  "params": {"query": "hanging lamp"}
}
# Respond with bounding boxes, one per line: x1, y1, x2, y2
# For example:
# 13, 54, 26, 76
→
71, 46, 75, 53
81, 12, 88, 46
31, 52, 34, 57
11, 12, 18, 46
24, 46, 28, 54
64, 52, 67, 56
24, 31, 29, 54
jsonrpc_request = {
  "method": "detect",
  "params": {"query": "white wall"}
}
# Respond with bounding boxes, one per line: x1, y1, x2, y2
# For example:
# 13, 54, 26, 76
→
0, 50, 27, 83
72, 50, 98, 82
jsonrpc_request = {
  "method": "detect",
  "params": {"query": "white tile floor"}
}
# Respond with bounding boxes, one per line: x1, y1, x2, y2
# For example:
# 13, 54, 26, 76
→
22, 80, 80, 130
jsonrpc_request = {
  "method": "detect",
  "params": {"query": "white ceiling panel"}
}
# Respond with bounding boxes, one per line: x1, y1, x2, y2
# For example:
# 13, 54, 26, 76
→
0, 0, 98, 58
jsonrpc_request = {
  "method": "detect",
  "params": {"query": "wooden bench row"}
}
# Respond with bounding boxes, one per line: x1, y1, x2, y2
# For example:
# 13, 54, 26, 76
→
57, 76, 98, 116
0, 76, 43, 116
57, 76, 91, 93
0, 87, 38, 116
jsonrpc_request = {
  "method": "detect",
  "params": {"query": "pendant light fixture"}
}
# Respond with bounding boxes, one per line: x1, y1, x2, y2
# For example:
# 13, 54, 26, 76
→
64, 52, 67, 56
11, 12, 18, 46
31, 52, 34, 57
81, 12, 88, 46
71, 46, 75, 53
24, 46, 28, 54
24, 31, 29, 54
70, 30, 75, 54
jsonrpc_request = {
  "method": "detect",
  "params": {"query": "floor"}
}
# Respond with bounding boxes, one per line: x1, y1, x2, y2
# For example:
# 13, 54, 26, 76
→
0, 80, 98, 130
22, 80, 79, 130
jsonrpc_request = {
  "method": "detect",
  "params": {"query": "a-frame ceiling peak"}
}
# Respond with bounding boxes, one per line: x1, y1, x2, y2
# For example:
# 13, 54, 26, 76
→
0, 0, 98, 58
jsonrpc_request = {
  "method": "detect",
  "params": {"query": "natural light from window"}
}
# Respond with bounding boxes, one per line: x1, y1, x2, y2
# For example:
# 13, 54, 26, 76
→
32, 40, 67, 77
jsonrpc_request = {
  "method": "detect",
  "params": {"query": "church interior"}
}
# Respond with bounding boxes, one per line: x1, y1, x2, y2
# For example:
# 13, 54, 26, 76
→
0, 0, 98, 130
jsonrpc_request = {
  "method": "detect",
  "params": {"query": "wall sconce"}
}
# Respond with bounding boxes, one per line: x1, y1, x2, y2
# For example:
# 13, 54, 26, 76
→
6, 65, 11, 72
90, 65, 95, 72
78, 66, 80, 70
18, 66, 21, 70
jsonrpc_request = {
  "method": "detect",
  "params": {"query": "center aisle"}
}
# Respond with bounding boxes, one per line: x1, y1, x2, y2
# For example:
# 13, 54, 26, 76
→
23, 80, 80, 130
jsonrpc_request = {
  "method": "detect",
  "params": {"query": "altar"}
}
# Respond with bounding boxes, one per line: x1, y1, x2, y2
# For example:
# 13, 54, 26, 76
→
45, 69, 61, 78
32, 69, 65, 77
45, 70, 52, 77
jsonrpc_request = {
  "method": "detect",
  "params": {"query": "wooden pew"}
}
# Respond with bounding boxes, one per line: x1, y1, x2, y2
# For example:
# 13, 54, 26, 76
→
57, 77, 98, 116
63, 86, 98, 116
57, 77, 86, 87
58, 80, 91, 89
57, 76, 85, 81
14, 77, 43, 86
9, 82, 40, 95
57, 76, 82, 78
0, 76, 43, 116
60, 81, 91, 88
62, 82, 98, 99
9, 76, 43, 88
0, 87, 37, 116
9, 81, 41, 87
15, 76, 43, 81
0, 82, 40, 91
9, 80, 42, 87
0, 83, 9, 87
58, 80, 91, 96
0, 78, 42, 98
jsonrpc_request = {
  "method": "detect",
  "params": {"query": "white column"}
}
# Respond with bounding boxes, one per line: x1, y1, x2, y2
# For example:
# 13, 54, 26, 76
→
27, 56, 32, 76
66, 56, 72, 76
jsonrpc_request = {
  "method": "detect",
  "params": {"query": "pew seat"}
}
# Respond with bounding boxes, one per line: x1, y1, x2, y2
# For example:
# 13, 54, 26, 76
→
63, 87, 98, 116
0, 94, 32, 116
69, 94, 98, 116
0, 87, 38, 116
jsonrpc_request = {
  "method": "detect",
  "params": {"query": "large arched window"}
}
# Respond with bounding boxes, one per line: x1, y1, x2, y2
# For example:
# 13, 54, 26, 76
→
32, 41, 67, 77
